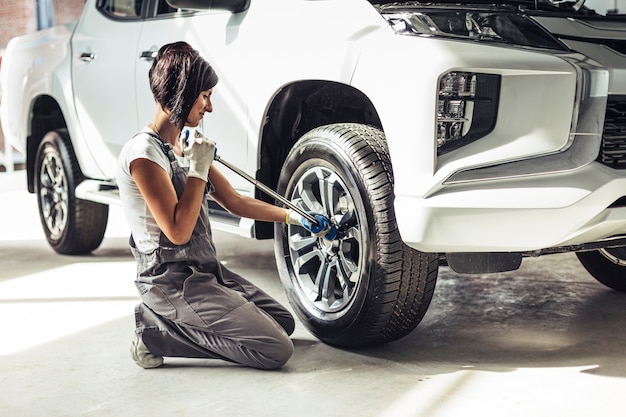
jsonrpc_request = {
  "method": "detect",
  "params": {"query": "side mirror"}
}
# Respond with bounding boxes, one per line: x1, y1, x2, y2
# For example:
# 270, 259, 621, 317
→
166, 0, 250, 12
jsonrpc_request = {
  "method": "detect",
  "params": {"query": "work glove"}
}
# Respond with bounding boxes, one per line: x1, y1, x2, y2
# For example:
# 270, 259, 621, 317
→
181, 129, 216, 181
287, 210, 337, 240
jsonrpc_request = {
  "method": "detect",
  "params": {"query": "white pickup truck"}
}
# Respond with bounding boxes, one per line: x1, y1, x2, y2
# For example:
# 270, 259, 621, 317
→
1, 0, 626, 347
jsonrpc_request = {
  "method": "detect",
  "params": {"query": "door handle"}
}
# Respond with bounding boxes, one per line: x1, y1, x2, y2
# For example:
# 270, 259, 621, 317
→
80, 52, 95, 62
140, 50, 157, 61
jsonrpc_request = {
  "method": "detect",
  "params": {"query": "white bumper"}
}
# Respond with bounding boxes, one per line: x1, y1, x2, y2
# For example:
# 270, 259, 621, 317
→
397, 162, 626, 252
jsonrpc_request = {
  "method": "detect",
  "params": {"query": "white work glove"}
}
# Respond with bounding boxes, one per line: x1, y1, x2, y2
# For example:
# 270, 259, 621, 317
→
181, 129, 216, 181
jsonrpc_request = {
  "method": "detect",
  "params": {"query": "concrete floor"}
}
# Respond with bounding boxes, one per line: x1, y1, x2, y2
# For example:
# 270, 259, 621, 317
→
1, 169, 625, 417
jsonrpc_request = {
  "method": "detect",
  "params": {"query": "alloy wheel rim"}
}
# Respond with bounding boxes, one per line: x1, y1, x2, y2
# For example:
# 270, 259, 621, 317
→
39, 149, 69, 239
599, 248, 626, 267
287, 166, 364, 313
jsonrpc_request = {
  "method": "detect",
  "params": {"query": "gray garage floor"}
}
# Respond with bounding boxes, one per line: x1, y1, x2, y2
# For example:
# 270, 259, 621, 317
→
1, 169, 625, 417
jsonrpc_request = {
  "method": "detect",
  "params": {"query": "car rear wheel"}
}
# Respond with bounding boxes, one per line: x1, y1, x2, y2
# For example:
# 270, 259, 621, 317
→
34, 129, 108, 255
576, 248, 626, 291
274, 123, 439, 348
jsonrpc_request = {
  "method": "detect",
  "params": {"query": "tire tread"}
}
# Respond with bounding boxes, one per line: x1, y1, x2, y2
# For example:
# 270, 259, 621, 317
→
320, 123, 437, 346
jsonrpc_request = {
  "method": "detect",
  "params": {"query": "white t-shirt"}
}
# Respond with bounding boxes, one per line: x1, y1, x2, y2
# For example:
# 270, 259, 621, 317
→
116, 128, 189, 252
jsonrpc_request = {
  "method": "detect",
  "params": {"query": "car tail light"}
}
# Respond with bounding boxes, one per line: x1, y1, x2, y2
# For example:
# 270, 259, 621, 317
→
436, 71, 500, 155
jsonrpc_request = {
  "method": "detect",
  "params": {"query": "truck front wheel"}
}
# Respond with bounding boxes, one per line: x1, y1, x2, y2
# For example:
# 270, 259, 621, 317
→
34, 129, 108, 255
274, 123, 439, 348
576, 249, 626, 292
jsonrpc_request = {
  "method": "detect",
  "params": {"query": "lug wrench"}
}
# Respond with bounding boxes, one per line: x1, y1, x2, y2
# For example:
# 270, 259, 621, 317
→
214, 154, 319, 225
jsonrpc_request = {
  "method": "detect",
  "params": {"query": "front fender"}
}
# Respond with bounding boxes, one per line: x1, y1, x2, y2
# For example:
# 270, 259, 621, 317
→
0, 23, 75, 153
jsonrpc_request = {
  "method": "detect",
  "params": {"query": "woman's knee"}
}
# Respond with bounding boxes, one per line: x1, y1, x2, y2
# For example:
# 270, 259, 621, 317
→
256, 337, 294, 370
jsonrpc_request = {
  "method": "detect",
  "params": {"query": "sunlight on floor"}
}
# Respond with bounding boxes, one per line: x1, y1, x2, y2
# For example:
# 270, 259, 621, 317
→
0, 261, 138, 355
377, 365, 611, 417
0, 187, 131, 243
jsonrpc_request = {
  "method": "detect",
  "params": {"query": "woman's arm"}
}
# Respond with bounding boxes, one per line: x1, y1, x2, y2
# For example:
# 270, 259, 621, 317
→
208, 165, 289, 223
130, 157, 207, 244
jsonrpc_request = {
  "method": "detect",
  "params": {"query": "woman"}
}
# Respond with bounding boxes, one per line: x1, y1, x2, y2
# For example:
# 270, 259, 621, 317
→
116, 41, 328, 370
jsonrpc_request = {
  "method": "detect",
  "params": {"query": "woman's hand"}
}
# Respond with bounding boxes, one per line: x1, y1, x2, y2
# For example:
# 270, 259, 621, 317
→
286, 210, 336, 239
182, 129, 216, 181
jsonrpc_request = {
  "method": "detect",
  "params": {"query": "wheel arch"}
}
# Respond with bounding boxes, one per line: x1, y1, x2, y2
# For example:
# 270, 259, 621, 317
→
26, 95, 68, 193
254, 80, 383, 238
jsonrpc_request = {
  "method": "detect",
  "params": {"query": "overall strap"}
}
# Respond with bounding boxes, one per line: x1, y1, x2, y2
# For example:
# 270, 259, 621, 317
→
134, 131, 177, 163
133, 130, 215, 193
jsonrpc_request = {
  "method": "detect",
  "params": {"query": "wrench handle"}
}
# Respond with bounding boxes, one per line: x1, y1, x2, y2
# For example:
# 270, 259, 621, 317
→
214, 155, 318, 224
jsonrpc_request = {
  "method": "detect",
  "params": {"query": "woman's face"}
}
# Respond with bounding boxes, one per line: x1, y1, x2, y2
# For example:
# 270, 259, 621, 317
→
185, 89, 213, 127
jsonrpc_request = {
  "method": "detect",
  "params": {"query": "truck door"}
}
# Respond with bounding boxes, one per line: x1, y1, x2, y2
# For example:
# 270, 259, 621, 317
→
71, 0, 145, 178
135, 1, 250, 192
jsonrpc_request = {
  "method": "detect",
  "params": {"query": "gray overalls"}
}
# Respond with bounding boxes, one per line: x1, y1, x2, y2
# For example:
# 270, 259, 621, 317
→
130, 135, 294, 370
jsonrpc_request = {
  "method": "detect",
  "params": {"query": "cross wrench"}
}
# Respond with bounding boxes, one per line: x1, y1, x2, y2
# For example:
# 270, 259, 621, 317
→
214, 155, 319, 225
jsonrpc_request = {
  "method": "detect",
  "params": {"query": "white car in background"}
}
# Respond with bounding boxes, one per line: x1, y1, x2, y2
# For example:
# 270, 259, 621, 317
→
1, 0, 625, 347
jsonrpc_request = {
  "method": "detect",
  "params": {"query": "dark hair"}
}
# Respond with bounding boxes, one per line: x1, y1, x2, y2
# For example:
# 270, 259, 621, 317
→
149, 41, 218, 129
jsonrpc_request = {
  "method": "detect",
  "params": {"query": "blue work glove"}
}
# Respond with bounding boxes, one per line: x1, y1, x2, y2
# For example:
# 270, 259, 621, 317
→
287, 210, 337, 240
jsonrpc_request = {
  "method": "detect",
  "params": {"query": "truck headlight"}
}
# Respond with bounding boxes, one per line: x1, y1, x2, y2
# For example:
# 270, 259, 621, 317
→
381, 7, 568, 51
437, 71, 500, 154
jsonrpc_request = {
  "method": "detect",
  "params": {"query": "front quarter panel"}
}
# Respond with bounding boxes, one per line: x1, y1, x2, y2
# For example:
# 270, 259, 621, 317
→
0, 23, 76, 154
353, 34, 580, 197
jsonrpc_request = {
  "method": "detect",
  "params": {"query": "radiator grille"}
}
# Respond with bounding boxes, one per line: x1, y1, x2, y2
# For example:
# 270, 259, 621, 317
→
598, 96, 626, 169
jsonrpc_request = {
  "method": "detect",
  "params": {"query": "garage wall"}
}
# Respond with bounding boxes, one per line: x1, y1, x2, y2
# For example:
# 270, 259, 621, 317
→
0, 0, 85, 49
54, 0, 86, 33
0, 2, 36, 51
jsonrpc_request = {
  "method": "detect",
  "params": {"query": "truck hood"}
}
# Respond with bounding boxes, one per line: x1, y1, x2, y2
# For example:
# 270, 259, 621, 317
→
372, 0, 626, 92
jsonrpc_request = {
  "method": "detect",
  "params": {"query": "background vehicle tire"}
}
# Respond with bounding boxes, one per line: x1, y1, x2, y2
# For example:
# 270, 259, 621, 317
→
274, 123, 439, 348
34, 129, 109, 255
576, 249, 626, 291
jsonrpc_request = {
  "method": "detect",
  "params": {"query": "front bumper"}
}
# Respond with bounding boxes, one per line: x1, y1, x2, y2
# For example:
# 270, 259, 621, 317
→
353, 27, 625, 254
387, 40, 624, 253
397, 161, 626, 252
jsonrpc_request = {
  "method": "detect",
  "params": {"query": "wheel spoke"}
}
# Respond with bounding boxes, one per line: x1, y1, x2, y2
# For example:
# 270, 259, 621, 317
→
294, 246, 325, 271
323, 178, 342, 217
335, 259, 355, 301
338, 209, 358, 233
43, 155, 56, 182
299, 188, 322, 213
338, 248, 358, 280
299, 168, 325, 212
314, 260, 333, 303
57, 200, 68, 229
288, 231, 318, 252
317, 171, 332, 213
52, 204, 61, 231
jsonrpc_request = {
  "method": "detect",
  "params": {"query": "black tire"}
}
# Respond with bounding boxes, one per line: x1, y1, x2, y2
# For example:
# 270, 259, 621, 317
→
34, 129, 109, 255
576, 249, 626, 292
274, 123, 439, 348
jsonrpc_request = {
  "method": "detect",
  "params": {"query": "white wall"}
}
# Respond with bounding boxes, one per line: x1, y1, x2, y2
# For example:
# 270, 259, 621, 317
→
585, 0, 625, 13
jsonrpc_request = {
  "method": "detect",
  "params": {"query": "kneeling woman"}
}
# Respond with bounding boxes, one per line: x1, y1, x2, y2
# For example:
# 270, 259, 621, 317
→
116, 41, 327, 370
